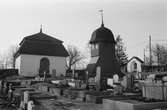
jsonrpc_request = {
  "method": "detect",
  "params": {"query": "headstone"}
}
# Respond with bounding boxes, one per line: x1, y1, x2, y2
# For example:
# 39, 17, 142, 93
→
35, 75, 40, 81
0, 80, 2, 94
23, 91, 29, 104
44, 72, 46, 81
0, 80, 2, 87
72, 68, 75, 78
8, 84, 13, 101
3, 82, 7, 95
20, 101, 25, 110
107, 78, 113, 87
163, 76, 167, 82
113, 74, 119, 83
121, 76, 128, 90
88, 77, 95, 90
27, 100, 34, 110
95, 66, 101, 90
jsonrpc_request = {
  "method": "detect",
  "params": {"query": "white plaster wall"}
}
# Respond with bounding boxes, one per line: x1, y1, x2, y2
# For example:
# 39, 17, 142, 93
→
15, 56, 21, 73
18, 54, 67, 77
127, 58, 142, 73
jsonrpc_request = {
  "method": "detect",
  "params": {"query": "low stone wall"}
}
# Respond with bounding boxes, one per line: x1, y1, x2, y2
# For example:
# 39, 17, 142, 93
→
142, 82, 167, 100
85, 94, 139, 104
103, 99, 167, 110
85, 91, 113, 104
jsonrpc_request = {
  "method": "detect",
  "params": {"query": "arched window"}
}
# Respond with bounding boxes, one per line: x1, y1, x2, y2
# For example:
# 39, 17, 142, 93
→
134, 62, 137, 70
39, 57, 50, 77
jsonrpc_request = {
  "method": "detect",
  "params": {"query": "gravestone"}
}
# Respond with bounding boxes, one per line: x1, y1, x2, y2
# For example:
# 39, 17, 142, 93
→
113, 74, 119, 84
23, 91, 29, 109
95, 66, 101, 91
27, 100, 34, 110
8, 84, 13, 101
107, 78, 113, 87
20, 101, 25, 110
3, 82, 8, 95
88, 77, 95, 90
0, 80, 3, 95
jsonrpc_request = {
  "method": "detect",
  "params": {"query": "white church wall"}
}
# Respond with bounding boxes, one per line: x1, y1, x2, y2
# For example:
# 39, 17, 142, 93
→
17, 54, 66, 77
127, 58, 142, 73
20, 54, 39, 76
49, 55, 66, 76
15, 56, 21, 73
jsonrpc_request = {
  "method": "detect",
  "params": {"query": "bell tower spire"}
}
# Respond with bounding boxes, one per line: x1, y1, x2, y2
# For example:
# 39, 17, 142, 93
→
99, 10, 104, 27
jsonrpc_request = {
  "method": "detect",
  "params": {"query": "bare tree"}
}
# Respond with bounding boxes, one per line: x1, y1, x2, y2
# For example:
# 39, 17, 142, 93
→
152, 43, 167, 65
0, 53, 7, 69
0, 45, 19, 69
66, 45, 86, 71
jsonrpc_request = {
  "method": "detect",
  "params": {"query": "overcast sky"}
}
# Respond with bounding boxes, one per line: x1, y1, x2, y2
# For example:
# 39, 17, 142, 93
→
0, 0, 166, 60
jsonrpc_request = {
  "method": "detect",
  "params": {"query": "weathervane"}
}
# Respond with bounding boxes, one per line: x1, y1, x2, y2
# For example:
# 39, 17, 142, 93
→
99, 10, 104, 27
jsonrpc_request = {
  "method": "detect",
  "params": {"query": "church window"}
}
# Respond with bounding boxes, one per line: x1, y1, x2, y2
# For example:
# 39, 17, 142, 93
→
134, 62, 137, 70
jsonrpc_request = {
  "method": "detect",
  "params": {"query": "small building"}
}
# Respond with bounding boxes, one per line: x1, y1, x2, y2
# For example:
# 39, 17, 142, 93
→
87, 16, 124, 89
14, 28, 68, 77
127, 56, 144, 73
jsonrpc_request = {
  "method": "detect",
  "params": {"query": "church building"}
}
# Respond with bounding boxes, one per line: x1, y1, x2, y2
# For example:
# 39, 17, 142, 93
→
87, 12, 124, 87
14, 28, 69, 77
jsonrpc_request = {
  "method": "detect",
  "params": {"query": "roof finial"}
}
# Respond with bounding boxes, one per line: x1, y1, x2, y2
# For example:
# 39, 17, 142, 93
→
40, 24, 42, 33
99, 10, 104, 27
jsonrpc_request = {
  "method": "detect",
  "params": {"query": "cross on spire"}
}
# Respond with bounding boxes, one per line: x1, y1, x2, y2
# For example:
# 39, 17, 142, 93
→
40, 25, 42, 33
99, 10, 104, 27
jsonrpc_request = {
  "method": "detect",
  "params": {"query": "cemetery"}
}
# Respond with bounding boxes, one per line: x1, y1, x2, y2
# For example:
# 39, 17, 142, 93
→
0, 11, 167, 110
1, 69, 167, 110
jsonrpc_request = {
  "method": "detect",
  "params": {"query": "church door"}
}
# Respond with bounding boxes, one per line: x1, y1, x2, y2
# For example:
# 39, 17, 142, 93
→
39, 57, 50, 77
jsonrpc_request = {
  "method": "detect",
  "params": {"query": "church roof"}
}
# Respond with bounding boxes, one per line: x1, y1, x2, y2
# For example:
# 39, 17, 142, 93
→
90, 25, 116, 44
20, 31, 63, 45
15, 31, 69, 58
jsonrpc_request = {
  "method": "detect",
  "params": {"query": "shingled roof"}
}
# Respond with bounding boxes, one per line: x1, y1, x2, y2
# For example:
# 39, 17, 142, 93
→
15, 31, 69, 58
90, 25, 116, 44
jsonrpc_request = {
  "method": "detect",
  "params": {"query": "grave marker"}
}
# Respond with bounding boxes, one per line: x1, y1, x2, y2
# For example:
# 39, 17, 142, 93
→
95, 66, 101, 91
23, 91, 29, 105
27, 100, 34, 110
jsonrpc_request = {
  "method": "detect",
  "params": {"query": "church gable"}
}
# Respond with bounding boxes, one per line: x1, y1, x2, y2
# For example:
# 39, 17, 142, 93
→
127, 56, 143, 73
